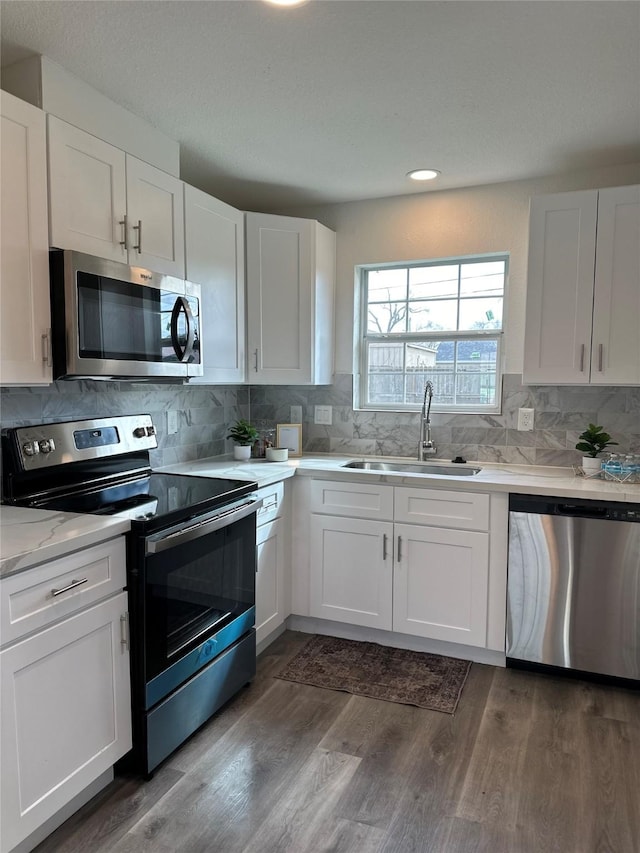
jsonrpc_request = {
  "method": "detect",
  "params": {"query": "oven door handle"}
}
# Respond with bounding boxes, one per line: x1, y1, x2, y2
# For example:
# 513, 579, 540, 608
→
145, 498, 262, 554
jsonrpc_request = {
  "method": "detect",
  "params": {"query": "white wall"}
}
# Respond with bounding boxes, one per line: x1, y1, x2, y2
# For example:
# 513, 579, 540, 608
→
279, 163, 640, 376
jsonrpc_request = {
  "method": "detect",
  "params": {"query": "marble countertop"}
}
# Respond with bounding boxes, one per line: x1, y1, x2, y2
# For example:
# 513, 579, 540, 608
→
3, 454, 636, 580
0, 507, 130, 578
161, 453, 640, 503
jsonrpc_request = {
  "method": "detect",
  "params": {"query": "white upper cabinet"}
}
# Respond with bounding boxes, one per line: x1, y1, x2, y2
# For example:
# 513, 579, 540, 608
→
125, 155, 185, 277
48, 115, 127, 263
0, 92, 52, 386
591, 185, 640, 385
48, 116, 185, 276
184, 185, 245, 383
246, 212, 335, 385
523, 185, 640, 385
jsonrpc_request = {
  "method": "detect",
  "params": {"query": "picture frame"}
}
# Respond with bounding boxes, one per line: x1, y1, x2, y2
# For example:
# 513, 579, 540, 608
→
276, 423, 302, 458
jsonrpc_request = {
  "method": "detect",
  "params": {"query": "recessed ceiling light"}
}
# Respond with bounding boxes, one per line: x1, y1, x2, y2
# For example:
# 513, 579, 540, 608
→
407, 169, 441, 181
262, 0, 309, 6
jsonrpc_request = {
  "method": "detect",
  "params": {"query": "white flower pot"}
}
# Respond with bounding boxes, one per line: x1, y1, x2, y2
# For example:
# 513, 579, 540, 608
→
233, 444, 252, 461
581, 456, 602, 476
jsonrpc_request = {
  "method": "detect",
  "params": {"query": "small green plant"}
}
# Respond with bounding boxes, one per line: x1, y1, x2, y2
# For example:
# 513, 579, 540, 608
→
575, 423, 618, 458
226, 419, 259, 446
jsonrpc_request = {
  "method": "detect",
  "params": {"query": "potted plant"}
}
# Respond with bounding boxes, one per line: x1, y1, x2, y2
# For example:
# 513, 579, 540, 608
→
576, 423, 618, 474
227, 419, 259, 461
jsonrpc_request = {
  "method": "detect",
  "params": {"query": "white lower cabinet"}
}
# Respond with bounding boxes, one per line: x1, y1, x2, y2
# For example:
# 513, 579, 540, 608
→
0, 539, 132, 853
255, 481, 290, 648
256, 517, 286, 645
308, 480, 495, 650
392, 522, 489, 646
310, 516, 393, 629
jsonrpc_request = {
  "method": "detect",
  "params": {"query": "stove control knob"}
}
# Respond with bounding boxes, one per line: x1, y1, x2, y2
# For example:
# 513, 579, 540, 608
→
38, 438, 56, 454
133, 427, 147, 438
22, 441, 40, 456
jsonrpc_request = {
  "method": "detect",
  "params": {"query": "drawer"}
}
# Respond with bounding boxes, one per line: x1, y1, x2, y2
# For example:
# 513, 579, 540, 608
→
256, 481, 285, 527
394, 487, 490, 531
310, 479, 394, 521
1, 537, 127, 646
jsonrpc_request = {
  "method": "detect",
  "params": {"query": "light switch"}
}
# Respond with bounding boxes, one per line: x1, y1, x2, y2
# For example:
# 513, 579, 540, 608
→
167, 411, 178, 435
314, 405, 332, 425
290, 405, 303, 423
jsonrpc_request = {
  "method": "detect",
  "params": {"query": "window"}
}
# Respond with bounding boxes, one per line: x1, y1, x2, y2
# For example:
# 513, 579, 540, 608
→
358, 255, 507, 412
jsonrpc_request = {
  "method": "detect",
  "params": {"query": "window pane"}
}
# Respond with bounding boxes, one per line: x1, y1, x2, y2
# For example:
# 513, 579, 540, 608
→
454, 338, 498, 406
366, 338, 498, 408
409, 265, 458, 300
458, 297, 503, 330
409, 300, 458, 332
368, 301, 407, 333
361, 255, 505, 410
460, 261, 505, 297
367, 268, 407, 302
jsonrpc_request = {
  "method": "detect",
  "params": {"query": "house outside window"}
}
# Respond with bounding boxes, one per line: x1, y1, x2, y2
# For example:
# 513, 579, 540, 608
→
358, 255, 507, 413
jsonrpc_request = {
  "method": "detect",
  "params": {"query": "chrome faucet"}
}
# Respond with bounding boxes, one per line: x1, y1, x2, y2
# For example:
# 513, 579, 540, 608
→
418, 380, 436, 460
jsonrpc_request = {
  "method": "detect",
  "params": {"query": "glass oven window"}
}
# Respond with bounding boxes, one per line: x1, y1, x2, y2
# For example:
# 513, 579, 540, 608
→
144, 513, 255, 681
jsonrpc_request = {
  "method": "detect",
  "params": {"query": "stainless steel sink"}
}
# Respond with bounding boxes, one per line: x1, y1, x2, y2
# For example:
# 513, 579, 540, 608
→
342, 460, 482, 476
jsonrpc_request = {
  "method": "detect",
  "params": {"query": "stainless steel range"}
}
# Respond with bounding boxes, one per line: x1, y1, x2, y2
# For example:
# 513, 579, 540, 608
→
2, 415, 260, 776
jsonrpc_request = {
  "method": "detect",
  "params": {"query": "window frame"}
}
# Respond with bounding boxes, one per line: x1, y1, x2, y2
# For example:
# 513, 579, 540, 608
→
356, 253, 508, 414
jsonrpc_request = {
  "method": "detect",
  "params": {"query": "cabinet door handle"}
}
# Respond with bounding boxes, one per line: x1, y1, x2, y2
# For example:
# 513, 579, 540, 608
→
254, 348, 259, 372
598, 343, 604, 372
120, 613, 129, 650
51, 577, 88, 597
41, 331, 52, 368
382, 533, 388, 560
579, 343, 585, 372
133, 219, 142, 253
397, 536, 402, 563
119, 215, 129, 250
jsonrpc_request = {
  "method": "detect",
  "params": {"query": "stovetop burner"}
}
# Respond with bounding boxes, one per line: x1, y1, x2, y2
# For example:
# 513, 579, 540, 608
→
1, 415, 257, 532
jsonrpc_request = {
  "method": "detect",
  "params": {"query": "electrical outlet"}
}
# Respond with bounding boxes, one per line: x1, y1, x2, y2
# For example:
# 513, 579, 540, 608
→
167, 410, 178, 435
290, 405, 302, 423
314, 405, 332, 425
517, 408, 534, 431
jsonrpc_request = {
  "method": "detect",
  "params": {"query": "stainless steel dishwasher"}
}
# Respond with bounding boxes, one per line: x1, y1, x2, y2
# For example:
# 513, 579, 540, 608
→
507, 494, 640, 684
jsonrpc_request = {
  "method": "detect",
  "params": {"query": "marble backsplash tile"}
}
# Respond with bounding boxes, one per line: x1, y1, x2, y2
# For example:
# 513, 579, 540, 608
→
0, 380, 249, 467
2, 373, 638, 470
251, 373, 640, 468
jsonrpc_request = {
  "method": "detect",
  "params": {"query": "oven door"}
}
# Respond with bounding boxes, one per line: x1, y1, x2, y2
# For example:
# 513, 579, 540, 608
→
51, 250, 202, 379
142, 498, 259, 708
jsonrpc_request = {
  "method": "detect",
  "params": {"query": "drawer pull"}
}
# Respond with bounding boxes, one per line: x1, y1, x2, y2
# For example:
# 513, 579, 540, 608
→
51, 577, 88, 597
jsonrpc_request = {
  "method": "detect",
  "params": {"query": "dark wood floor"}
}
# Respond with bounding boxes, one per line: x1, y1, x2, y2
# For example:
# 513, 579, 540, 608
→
36, 631, 639, 853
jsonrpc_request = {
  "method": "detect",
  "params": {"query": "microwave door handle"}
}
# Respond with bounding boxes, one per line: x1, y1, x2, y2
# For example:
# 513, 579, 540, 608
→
170, 296, 196, 362
146, 499, 262, 555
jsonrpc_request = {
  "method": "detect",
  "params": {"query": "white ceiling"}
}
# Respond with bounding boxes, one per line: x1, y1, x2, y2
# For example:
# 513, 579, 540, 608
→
1, 0, 639, 210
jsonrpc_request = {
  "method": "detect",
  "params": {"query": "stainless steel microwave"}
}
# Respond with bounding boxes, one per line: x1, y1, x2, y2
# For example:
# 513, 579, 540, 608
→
50, 251, 202, 380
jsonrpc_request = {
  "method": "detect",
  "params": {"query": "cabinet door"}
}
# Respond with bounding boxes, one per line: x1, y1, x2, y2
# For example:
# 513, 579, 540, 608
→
185, 185, 245, 383
310, 515, 393, 629
523, 190, 598, 384
256, 517, 285, 645
591, 184, 640, 385
125, 155, 185, 277
246, 212, 314, 384
0, 92, 51, 385
48, 115, 127, 262
393, 523, 489, 647
0, 593, 132, 853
